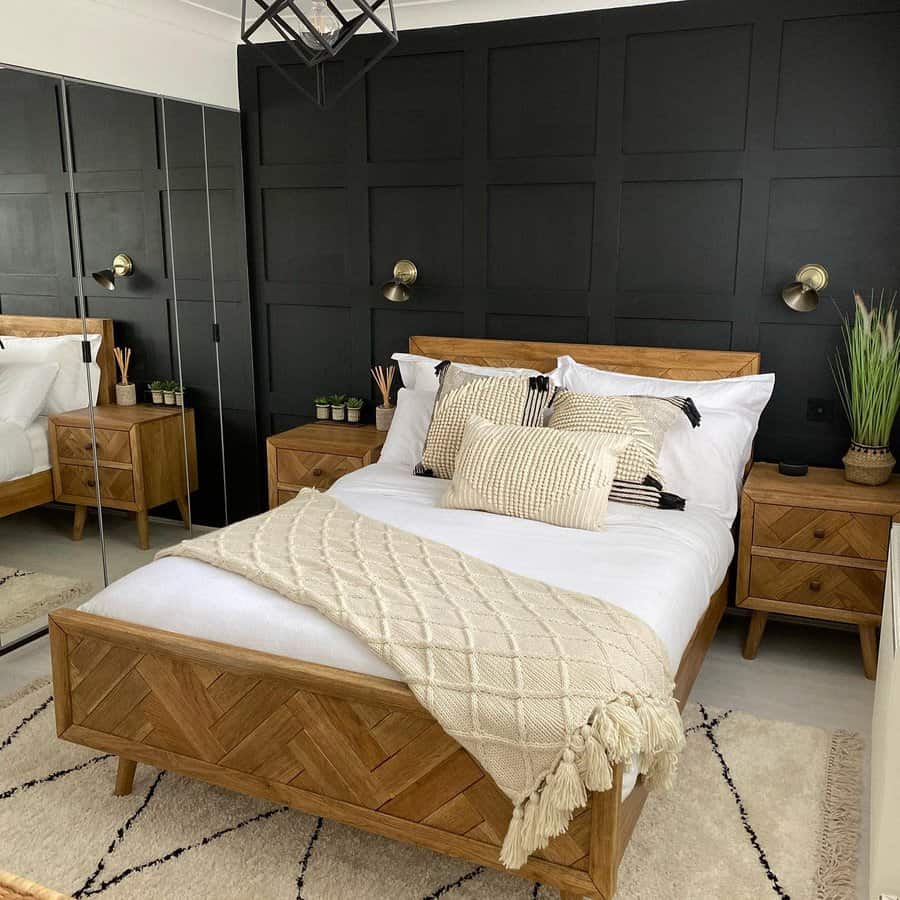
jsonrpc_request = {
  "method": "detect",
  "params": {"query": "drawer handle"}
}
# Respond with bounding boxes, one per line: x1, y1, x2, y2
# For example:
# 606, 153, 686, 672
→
312, 467, 324, 477
808, 580, 822, 592
86, 479, 96, 488
813, 528, 826, 539
84, 442, 94, 451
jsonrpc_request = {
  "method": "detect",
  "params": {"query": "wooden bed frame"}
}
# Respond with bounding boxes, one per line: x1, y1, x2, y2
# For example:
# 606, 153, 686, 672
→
49, 337, 761, 900
0, 315, 115, 520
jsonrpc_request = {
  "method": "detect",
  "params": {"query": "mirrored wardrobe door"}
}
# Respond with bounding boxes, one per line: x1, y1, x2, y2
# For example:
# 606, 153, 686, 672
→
62, 81, 193, 578
0, 68, 106, 658
159, 96, 221, 529
202, 105, 259, 525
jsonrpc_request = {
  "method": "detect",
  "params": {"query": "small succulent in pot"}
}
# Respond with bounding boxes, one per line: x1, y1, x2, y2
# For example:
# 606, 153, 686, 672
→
346, 396, 364, 423
163, 380, 178, 405
149, 380, 165, 404
330, 393, 347, 422
314, 395, 331, 420
173, 383, 185, 407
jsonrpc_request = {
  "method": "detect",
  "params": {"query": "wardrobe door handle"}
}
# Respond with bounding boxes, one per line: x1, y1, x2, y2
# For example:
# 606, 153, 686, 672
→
808, 580, 822, 592
813, 528, 826, 539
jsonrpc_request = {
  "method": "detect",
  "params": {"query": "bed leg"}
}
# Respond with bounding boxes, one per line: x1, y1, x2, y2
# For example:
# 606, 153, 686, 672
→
114, 758, 137, 796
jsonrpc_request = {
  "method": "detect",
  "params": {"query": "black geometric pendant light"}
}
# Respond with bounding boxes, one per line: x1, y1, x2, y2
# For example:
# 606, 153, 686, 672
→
241, 0, 398, 109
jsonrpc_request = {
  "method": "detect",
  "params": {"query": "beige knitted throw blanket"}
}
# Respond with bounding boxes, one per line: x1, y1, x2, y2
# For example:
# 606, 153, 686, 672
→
158, 489, 684, 868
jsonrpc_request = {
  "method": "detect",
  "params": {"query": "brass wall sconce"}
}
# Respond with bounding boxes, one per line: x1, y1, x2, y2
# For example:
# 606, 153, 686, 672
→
782, 263, 829, 312
92, 253, 135, 292
382, 259, 418, 302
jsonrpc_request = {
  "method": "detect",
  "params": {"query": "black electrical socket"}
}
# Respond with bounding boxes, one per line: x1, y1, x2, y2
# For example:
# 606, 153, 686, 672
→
806, 397, 832, 422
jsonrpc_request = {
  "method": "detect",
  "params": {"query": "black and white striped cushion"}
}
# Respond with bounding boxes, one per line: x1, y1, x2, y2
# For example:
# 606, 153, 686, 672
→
415, 361, 555, 480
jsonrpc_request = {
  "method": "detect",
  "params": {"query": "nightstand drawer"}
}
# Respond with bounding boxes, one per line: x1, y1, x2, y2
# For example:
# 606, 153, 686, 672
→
55, 426, 132, 465
276, 449, 362, 491
753, 503, 890, 561
748, 556, 884, 615
58, 463, 135, 504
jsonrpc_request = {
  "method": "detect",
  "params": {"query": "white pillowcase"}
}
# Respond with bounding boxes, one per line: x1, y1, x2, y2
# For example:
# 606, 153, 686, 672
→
391, 352, 542, 392
0, 335, 102, 415
0, 362, 60, 428
556, 355, 774, 523
379, 388, 437, 467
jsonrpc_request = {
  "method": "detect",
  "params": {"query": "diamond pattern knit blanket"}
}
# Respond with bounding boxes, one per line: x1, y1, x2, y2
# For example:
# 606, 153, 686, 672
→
157, 489, 684, 868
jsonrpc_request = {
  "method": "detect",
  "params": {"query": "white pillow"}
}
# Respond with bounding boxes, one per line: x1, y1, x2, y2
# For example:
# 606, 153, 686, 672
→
556, 356, 775, 523
391, 352, 543, 392
0, 362, 60, 428
379, 388, 437, 467
0, 335, 102, 414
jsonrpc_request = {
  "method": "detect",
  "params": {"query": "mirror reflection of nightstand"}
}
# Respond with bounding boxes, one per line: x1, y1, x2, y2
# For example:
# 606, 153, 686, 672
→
48, 404, 198, 549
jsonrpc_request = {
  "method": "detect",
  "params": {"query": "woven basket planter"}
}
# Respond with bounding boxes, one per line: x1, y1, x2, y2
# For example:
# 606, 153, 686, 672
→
842, 442, 896, 485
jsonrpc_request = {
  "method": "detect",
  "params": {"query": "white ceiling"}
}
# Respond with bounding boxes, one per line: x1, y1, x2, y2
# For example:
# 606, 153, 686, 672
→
156, 0, 680, 41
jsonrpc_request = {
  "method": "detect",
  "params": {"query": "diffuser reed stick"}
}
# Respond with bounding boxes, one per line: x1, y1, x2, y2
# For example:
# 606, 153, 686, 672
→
113, 346, 132, 385
371, 364, 396, 409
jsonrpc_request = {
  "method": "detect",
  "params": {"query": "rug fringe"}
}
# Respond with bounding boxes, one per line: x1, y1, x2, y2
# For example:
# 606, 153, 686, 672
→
0, 675, 51, 712
814, 729, 864, 900
499, 692, 684, 869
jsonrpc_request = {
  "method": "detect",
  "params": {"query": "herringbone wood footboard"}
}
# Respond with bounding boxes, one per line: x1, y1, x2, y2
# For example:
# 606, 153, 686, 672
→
49, 579, 726, 900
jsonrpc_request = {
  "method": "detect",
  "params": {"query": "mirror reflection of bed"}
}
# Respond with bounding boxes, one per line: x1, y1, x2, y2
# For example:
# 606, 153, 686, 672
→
0, 314, 199, 656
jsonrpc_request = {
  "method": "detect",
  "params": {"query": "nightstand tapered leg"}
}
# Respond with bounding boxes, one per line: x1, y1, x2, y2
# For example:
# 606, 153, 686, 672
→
859, 625, 878, 680
136, 509, 150, 550
72, 505, 87, 541
114, 758, 136, 796
176, 496, 190, 529
742, 611, 768, 659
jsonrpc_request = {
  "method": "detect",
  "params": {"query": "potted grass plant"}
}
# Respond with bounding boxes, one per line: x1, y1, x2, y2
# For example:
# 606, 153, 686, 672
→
174, 383, 185, 407
346, 396, 364, 423
150, 380, 165, 404
163, 380, 177, 406
314, 395, 330, 420
330, 393, 347, 422
831, 290, 900, 485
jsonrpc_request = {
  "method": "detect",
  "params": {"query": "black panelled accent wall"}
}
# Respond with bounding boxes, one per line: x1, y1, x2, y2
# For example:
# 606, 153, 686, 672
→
0, 72, 258, 525
239, 0, 900, 467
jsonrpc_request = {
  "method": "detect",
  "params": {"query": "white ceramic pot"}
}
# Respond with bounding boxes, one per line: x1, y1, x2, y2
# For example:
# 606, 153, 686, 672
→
376, 404, 395, 431
115, 383, 137, 406
151, 390, 163, 404
347, 407, 361, 423
163, 391, 176, 405
315, 404, 330, 420
174, 391, 184, 407
331, 404, 346, 421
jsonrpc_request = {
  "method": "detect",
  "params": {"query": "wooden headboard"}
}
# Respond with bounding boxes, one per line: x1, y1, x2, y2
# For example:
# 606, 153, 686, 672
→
409, 337, 761, 380
0, 315, 116, 405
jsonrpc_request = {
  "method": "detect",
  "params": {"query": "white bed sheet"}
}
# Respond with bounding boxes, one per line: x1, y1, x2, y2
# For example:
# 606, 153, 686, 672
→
0, 416, 48, 483
26, 416, 50, 473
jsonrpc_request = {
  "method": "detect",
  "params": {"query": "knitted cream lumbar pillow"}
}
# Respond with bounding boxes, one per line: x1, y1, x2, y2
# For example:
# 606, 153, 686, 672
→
441, 416, 630, 530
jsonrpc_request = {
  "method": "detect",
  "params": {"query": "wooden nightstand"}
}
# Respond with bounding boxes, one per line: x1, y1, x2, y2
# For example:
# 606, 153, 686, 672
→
49, 404, 198, 550
267, 423, 387, 508
737, 463, 900, 679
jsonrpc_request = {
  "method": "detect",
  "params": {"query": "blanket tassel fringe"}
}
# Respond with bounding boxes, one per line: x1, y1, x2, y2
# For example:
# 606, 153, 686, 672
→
499, 693, 685, 870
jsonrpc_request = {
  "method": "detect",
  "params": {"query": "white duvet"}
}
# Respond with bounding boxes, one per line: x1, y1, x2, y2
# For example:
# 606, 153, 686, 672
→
84, 462, 733, 673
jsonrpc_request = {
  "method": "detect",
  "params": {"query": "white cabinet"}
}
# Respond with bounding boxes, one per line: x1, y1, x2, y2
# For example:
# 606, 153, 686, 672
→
871, 524, 900, 898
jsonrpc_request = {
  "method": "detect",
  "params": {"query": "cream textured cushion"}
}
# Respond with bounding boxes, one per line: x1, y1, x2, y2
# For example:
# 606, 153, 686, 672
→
417, 363, 554, 479
548, 390, 699, 510
441, 416, 630, 530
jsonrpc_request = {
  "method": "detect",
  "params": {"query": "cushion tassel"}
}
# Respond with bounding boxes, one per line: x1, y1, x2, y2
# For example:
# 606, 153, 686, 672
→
499, 803, 528, 869
681, 397, 701, 428
537, 773, 571, 839
658, 492, 686, 511
521, 791, 542, 849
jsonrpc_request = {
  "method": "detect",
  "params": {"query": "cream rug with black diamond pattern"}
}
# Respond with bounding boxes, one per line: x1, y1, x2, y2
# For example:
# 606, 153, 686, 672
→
0, 680, 862, 900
